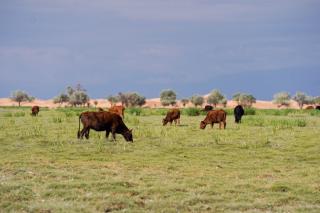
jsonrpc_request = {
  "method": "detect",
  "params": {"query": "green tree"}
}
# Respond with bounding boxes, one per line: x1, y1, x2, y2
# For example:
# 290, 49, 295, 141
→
10, 90, 34, 107
232, 92, 256, 107
273, 92, 291, 108
160, 89, 177, 106
126, 92, 146, 107
313, 96, 320, 105
180, 98, 189, 107
53, 93, 69, 105
107, 95, 119, 106
293, 92, 311, 109
190, 95, 204, 107
69, 90, 90, 106
207, 89, 225, 107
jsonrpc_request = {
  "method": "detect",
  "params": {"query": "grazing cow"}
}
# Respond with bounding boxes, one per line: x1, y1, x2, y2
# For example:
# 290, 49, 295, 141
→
31, 106, 40, 116
77, 111, 133, 142
316, 106, 320, 110
202, 105, 213, 112
163, 108, 180, 126
305, 106, 314, 110
200, 109, 226, 129
234, 105, 245, 123
109, 105, 125, 118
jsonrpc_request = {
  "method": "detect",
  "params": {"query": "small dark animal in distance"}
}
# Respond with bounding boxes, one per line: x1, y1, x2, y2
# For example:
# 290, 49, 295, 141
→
31, 106, 40, 116
202, 105, 213, 112
234, 105, 244, 123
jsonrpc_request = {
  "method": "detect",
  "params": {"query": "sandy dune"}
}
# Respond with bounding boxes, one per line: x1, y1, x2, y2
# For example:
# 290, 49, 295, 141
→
0, 97, 308, 109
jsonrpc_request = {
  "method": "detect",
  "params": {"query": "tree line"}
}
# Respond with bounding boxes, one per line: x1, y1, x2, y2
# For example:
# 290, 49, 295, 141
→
8, 85, 320, 109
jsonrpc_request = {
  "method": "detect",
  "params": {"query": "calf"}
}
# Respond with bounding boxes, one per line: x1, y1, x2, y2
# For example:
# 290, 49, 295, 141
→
234, 105, 244, 123
31, 106, 40, 116
200, 109, 226, 129
109, 105, 125, 118
163, 108, 180, 126
78, 111, 133, 142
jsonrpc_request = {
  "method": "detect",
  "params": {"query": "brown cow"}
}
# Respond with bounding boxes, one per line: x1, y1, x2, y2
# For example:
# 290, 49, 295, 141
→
31, 106, 40, 116
163, 108, 180, 126
109, 105, 125, 118
77, 111, 133, 142
200, 109, 227, 129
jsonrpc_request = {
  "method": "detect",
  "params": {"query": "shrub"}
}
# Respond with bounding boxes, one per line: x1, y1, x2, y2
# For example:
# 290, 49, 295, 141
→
127, 108, 142, 116
182, 108, 201, 116
244, 108, 256, 115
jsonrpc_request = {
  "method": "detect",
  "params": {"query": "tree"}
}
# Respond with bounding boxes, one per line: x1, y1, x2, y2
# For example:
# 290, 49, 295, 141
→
293, 92, 311, 109
126, 92, 146, 107
160, 89, 176, 106
53, 93, 69, 105
69, 90, 90, 106
207, 89, 225, 107
273, 92, 291, 108
107, 95, 119, 106
220, 97, 228, 108
93, 100, 98, 108
10, 90, 34, 107
190, 95, 204, 107
180, 98, 189, 107
313, 96, 320, 105
232, 92, 256, 107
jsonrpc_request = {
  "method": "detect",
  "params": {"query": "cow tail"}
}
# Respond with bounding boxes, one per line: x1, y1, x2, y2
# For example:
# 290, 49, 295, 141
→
77, 114, 82, 139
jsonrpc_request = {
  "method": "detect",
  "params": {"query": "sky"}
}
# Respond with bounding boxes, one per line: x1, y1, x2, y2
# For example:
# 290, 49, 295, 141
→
1, 0, 319, 100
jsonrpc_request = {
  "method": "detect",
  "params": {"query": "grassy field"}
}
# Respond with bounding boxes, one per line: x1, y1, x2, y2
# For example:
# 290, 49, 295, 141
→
0, 107, 319, 212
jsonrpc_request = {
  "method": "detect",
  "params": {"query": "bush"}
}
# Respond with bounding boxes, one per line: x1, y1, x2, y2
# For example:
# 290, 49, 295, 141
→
244, 108, 256, 115
182, 108, 201, 116
127, 108, 142, 116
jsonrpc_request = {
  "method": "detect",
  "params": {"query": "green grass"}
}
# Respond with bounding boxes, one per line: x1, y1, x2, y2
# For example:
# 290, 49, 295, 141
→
0, 107, 319, 212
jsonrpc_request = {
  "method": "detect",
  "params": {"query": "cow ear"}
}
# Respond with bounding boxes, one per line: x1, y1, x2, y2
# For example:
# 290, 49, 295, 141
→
129, 129, 133, 132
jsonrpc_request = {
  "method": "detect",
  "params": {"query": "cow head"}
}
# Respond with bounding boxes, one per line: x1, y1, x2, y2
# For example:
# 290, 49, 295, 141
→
162, 118, 168, 126
200, 121, 206, 129
123, 129, 133, 142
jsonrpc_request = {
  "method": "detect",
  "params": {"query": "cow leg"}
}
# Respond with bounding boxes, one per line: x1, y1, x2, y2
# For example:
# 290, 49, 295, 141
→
178, 119, 180, 125
224, 121, 226, 129
211, 123, 214, 128
80, 127, 88, 139
85, 129, 90, 139
105, 131, 110, 140
174, 119, 177, 126
111, 126, 117, 141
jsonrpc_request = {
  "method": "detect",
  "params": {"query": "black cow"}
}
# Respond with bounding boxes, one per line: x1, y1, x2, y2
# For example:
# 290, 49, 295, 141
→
77, 111, 133, 142
234, 105, 244, 123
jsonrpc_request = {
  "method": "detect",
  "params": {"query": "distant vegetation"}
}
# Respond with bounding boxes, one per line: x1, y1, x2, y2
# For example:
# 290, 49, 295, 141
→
8, 87, 320, 109
232, 92, 256, 107
10, 90, 34, 107
190, 95, 204, 107
160, 89, 177, 106
53, 84, 90, 107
